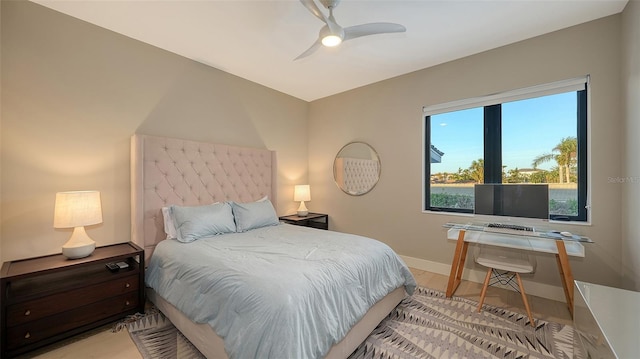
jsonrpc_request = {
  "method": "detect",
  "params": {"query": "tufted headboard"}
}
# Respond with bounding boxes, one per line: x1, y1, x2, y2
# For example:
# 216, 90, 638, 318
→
130, 134, 277, 261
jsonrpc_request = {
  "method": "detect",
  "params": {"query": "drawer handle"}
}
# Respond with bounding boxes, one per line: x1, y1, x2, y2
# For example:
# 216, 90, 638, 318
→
24, 332, 31, 339
24, 310, 31, 316
125, 300, 130, 306
125, 283, 131, 288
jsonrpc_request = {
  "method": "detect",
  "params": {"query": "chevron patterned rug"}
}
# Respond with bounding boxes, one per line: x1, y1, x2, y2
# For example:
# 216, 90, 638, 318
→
124, 287, 573, 359
126, 311, 205, 359
349, 287, 573, 359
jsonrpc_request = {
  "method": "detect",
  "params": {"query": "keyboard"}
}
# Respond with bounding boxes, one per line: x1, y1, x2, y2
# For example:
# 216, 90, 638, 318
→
483, 223, 539, 236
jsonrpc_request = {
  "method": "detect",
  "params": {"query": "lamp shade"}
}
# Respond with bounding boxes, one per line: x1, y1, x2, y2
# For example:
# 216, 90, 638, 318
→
294, 185, 311, 202
54, 191, 103, 228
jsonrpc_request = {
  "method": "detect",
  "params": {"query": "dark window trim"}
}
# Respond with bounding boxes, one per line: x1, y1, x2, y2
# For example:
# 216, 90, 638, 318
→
484, 105, 502, 184
574, 89, 588, 221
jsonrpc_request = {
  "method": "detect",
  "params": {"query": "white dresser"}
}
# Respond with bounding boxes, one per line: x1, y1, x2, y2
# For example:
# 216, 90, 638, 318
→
573, 281, 640, 358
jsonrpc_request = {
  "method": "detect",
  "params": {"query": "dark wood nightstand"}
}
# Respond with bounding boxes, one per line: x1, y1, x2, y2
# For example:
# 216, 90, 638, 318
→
0, 242, 145, 358
279, 213, 329, 230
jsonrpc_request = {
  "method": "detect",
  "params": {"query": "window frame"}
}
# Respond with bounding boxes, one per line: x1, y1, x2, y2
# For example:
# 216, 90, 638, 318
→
422, 76, 590, 222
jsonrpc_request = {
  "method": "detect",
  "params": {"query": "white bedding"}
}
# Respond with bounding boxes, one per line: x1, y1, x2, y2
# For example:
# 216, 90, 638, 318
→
145, 223, 416, 359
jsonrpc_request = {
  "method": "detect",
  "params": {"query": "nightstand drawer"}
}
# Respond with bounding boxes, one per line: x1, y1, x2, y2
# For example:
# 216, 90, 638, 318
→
6, 274, 139, 327
306, 220, 328, 230
6, 292, 139, 350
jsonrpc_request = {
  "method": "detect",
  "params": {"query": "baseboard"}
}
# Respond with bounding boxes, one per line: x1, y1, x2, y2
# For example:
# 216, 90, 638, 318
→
400, 255, 567, 303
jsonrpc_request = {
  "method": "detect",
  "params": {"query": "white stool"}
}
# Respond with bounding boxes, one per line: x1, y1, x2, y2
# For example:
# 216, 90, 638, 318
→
475, 246, 536, 326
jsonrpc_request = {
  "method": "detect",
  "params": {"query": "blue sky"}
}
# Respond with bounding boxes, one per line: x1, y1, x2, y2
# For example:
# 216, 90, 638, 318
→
430, 92, 577, 173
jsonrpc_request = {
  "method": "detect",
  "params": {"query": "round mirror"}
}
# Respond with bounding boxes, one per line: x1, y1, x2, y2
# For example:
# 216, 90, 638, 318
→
333, 142, 381, 196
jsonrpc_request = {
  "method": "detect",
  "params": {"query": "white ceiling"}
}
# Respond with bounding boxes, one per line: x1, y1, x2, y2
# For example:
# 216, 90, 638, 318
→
31, 0, 628, 102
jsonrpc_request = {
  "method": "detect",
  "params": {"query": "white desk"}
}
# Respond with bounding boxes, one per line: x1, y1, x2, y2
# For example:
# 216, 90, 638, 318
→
444, 223, 589, 317
446, 225, 587, 257
573, 281, 640, 358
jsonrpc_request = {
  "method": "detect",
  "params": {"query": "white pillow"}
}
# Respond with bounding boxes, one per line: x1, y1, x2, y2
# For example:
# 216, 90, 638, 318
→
161, 207, 178, 239
170, 202, 236, 242
231, 198, 279, 232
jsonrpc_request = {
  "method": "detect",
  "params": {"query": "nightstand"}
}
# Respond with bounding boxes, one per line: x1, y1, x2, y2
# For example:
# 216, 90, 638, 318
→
0, 242, 145, 358
279, 213, 329, 230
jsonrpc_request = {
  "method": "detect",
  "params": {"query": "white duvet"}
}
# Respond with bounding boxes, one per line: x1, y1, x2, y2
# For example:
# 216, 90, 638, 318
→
145, 223, 416, 359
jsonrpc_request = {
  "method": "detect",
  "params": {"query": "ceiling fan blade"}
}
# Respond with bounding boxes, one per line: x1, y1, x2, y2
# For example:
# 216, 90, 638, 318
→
300, 0, 327, 23
343, 23, 406, 41
294, 38, 322, 61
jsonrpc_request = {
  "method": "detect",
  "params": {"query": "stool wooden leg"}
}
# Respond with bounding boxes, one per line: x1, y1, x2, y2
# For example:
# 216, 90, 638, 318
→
515, 273, 535, 327
477, 268, 492, 312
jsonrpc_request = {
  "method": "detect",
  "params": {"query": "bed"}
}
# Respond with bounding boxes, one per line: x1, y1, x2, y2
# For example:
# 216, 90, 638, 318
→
131, 134, 416, 358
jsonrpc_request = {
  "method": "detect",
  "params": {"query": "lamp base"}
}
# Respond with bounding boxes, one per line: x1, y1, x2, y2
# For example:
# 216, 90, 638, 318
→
297, 201, 309, 217
62, 226, 96, 259
62, 243, 95, 259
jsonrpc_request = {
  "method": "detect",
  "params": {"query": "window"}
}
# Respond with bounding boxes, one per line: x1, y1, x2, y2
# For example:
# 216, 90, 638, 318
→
423, 77, 588, 222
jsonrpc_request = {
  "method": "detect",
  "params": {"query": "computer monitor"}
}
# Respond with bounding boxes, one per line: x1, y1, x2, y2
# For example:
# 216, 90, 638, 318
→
474, 184, 549, 220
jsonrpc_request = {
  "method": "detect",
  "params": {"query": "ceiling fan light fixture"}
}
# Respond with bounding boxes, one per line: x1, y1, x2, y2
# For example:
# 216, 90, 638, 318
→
319, 24, 344, 47
322, 34, 342, 47
296, 0, 406, 59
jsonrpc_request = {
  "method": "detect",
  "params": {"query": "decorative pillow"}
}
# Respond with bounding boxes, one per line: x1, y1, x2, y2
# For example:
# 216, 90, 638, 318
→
161, 207, 178, 239
170, 202, 236, 242
231, 198, 279, 232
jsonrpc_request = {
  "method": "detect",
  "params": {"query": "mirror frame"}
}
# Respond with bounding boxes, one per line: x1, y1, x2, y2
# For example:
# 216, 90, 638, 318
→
333, 142, 381, 196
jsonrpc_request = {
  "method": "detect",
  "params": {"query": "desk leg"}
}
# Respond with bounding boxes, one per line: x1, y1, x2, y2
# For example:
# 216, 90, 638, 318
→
555, 240, 574, 317
446, 230, 469, 298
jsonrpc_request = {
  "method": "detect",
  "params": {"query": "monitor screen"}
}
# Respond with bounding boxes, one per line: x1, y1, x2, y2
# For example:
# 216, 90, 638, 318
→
474, 184, 549, 220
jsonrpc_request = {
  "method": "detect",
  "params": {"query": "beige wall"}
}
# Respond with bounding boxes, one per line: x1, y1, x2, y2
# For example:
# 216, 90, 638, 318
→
621, 0, 640, 291
308, 14, 625, 295
0, 1, 308, 261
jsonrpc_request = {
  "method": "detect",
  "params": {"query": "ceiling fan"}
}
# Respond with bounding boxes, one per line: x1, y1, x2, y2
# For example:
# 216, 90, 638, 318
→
295, 0, 406, 60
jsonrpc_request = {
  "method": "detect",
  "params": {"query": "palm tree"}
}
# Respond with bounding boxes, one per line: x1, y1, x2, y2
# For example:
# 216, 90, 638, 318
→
532, 137, 577, 183
557, 137, 577, 182
469, 159, 484, 183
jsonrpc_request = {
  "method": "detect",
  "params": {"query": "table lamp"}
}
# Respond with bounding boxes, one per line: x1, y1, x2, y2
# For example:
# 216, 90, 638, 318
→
294, 185, 311, 217
54, 191, 102, 259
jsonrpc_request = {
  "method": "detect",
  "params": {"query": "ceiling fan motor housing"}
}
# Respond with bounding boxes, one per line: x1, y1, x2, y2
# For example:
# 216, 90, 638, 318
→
319, 0, 341, 10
